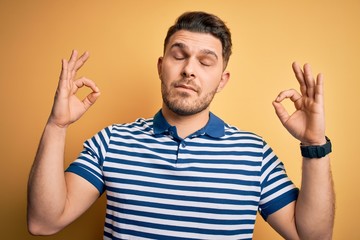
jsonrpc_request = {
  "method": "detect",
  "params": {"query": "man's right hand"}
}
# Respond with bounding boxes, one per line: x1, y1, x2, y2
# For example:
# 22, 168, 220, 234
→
27, 50, 101, 235
48, 50, 100, 128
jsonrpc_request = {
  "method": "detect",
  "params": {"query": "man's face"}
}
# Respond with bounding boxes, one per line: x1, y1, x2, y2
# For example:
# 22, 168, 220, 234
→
158, 30, 230, 116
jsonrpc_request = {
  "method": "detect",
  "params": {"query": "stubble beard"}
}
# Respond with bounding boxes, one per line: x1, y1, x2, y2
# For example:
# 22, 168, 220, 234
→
161, 81, 217, 116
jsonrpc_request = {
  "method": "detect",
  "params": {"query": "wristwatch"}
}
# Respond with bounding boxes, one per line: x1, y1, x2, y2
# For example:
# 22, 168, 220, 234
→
300, 136, 332, 158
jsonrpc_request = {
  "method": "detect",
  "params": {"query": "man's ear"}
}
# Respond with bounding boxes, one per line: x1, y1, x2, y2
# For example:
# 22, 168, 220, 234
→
216, 71, 230, 93
157, 57, 163, 78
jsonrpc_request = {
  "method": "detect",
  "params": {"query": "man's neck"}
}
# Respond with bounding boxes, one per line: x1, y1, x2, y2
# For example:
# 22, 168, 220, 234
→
161, 106, 210, 139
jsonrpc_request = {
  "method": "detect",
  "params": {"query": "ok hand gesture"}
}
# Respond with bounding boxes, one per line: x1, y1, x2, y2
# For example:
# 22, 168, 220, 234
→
48, 50, 100, 128
272, 62, 326, 145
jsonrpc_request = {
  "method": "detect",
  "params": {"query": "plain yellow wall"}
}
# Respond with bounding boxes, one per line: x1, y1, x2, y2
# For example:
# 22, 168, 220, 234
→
1, 0, 359, 239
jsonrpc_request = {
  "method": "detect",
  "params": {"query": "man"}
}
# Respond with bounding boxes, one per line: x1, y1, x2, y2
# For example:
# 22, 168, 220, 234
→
27, 11, 335, 239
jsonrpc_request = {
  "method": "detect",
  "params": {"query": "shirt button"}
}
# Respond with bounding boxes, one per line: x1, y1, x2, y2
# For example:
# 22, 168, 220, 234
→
181, 142, 186, 148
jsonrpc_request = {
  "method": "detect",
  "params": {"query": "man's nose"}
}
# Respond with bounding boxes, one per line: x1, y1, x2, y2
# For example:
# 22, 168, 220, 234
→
181, 59, 196, 78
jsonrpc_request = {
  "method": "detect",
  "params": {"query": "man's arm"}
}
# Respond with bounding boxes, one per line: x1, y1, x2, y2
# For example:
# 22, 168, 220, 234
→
27, 50, 101, 235
269, 62, 335, 239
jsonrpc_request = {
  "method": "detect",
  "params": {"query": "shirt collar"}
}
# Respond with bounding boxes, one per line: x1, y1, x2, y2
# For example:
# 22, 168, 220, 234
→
153, 110, 225, 138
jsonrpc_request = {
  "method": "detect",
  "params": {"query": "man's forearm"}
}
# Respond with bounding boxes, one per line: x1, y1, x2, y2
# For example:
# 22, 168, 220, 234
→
27, 123, 69, 235
295, 155, 335, 239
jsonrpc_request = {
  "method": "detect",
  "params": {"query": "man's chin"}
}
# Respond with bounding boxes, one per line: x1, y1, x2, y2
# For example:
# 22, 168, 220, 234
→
166, 103, 208, 116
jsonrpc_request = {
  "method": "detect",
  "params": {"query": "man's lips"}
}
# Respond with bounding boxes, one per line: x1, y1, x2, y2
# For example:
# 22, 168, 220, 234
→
175, 83, 197, 92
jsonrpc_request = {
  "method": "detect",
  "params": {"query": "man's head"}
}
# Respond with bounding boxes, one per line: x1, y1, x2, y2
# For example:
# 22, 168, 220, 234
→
164, 11, 232, 69
158, 13, 231, 117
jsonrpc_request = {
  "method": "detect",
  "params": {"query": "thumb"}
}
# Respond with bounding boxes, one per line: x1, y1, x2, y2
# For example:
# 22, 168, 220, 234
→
83, 91, 101, 110
272, 100, 290, 125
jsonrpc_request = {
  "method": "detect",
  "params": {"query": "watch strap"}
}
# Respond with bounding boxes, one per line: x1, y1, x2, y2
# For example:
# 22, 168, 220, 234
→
300, 136, 332, 158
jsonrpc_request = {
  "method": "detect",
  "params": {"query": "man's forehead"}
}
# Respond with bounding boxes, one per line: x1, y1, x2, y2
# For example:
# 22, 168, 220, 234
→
167, 30, 222, 54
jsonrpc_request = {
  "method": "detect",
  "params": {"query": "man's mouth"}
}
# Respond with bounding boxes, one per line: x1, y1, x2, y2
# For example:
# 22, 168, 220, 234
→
175, 83, 197, 93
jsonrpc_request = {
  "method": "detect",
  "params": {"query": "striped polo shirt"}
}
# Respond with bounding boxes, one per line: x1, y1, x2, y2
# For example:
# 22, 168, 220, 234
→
66, 110, 299, 240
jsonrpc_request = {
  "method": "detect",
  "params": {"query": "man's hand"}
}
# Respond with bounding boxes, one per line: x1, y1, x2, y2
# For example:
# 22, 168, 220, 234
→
270, 63, 335, 239
27, 50, 101, 235
48, 50, 100, 128
272, 62, 326, 145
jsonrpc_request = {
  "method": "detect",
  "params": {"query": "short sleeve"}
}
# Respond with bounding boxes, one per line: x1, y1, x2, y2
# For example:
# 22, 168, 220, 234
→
65, 126, 112, 195
258, 141, 299, 220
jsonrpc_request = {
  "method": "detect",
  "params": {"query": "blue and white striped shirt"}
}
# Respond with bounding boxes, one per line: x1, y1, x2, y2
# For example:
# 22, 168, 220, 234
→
66, 110, 298, 240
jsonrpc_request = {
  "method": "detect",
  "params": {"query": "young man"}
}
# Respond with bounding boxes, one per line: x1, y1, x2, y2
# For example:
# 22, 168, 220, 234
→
27, 11, 335, 240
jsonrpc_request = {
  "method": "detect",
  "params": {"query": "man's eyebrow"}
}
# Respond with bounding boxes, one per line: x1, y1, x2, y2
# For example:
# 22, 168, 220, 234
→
170, 42, 218, 60
200, 49, 218, 60
170, 42, 188, 50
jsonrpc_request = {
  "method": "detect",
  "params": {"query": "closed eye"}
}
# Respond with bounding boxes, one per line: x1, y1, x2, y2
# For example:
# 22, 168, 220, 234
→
199, 57, 215, 67
200, 61, 212, 66
169, 43, 188, 61
174, 55, 185, 60
171, 50, 187, 61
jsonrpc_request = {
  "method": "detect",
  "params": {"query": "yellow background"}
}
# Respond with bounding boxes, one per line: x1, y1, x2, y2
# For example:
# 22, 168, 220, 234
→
0, 0, 359, 239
